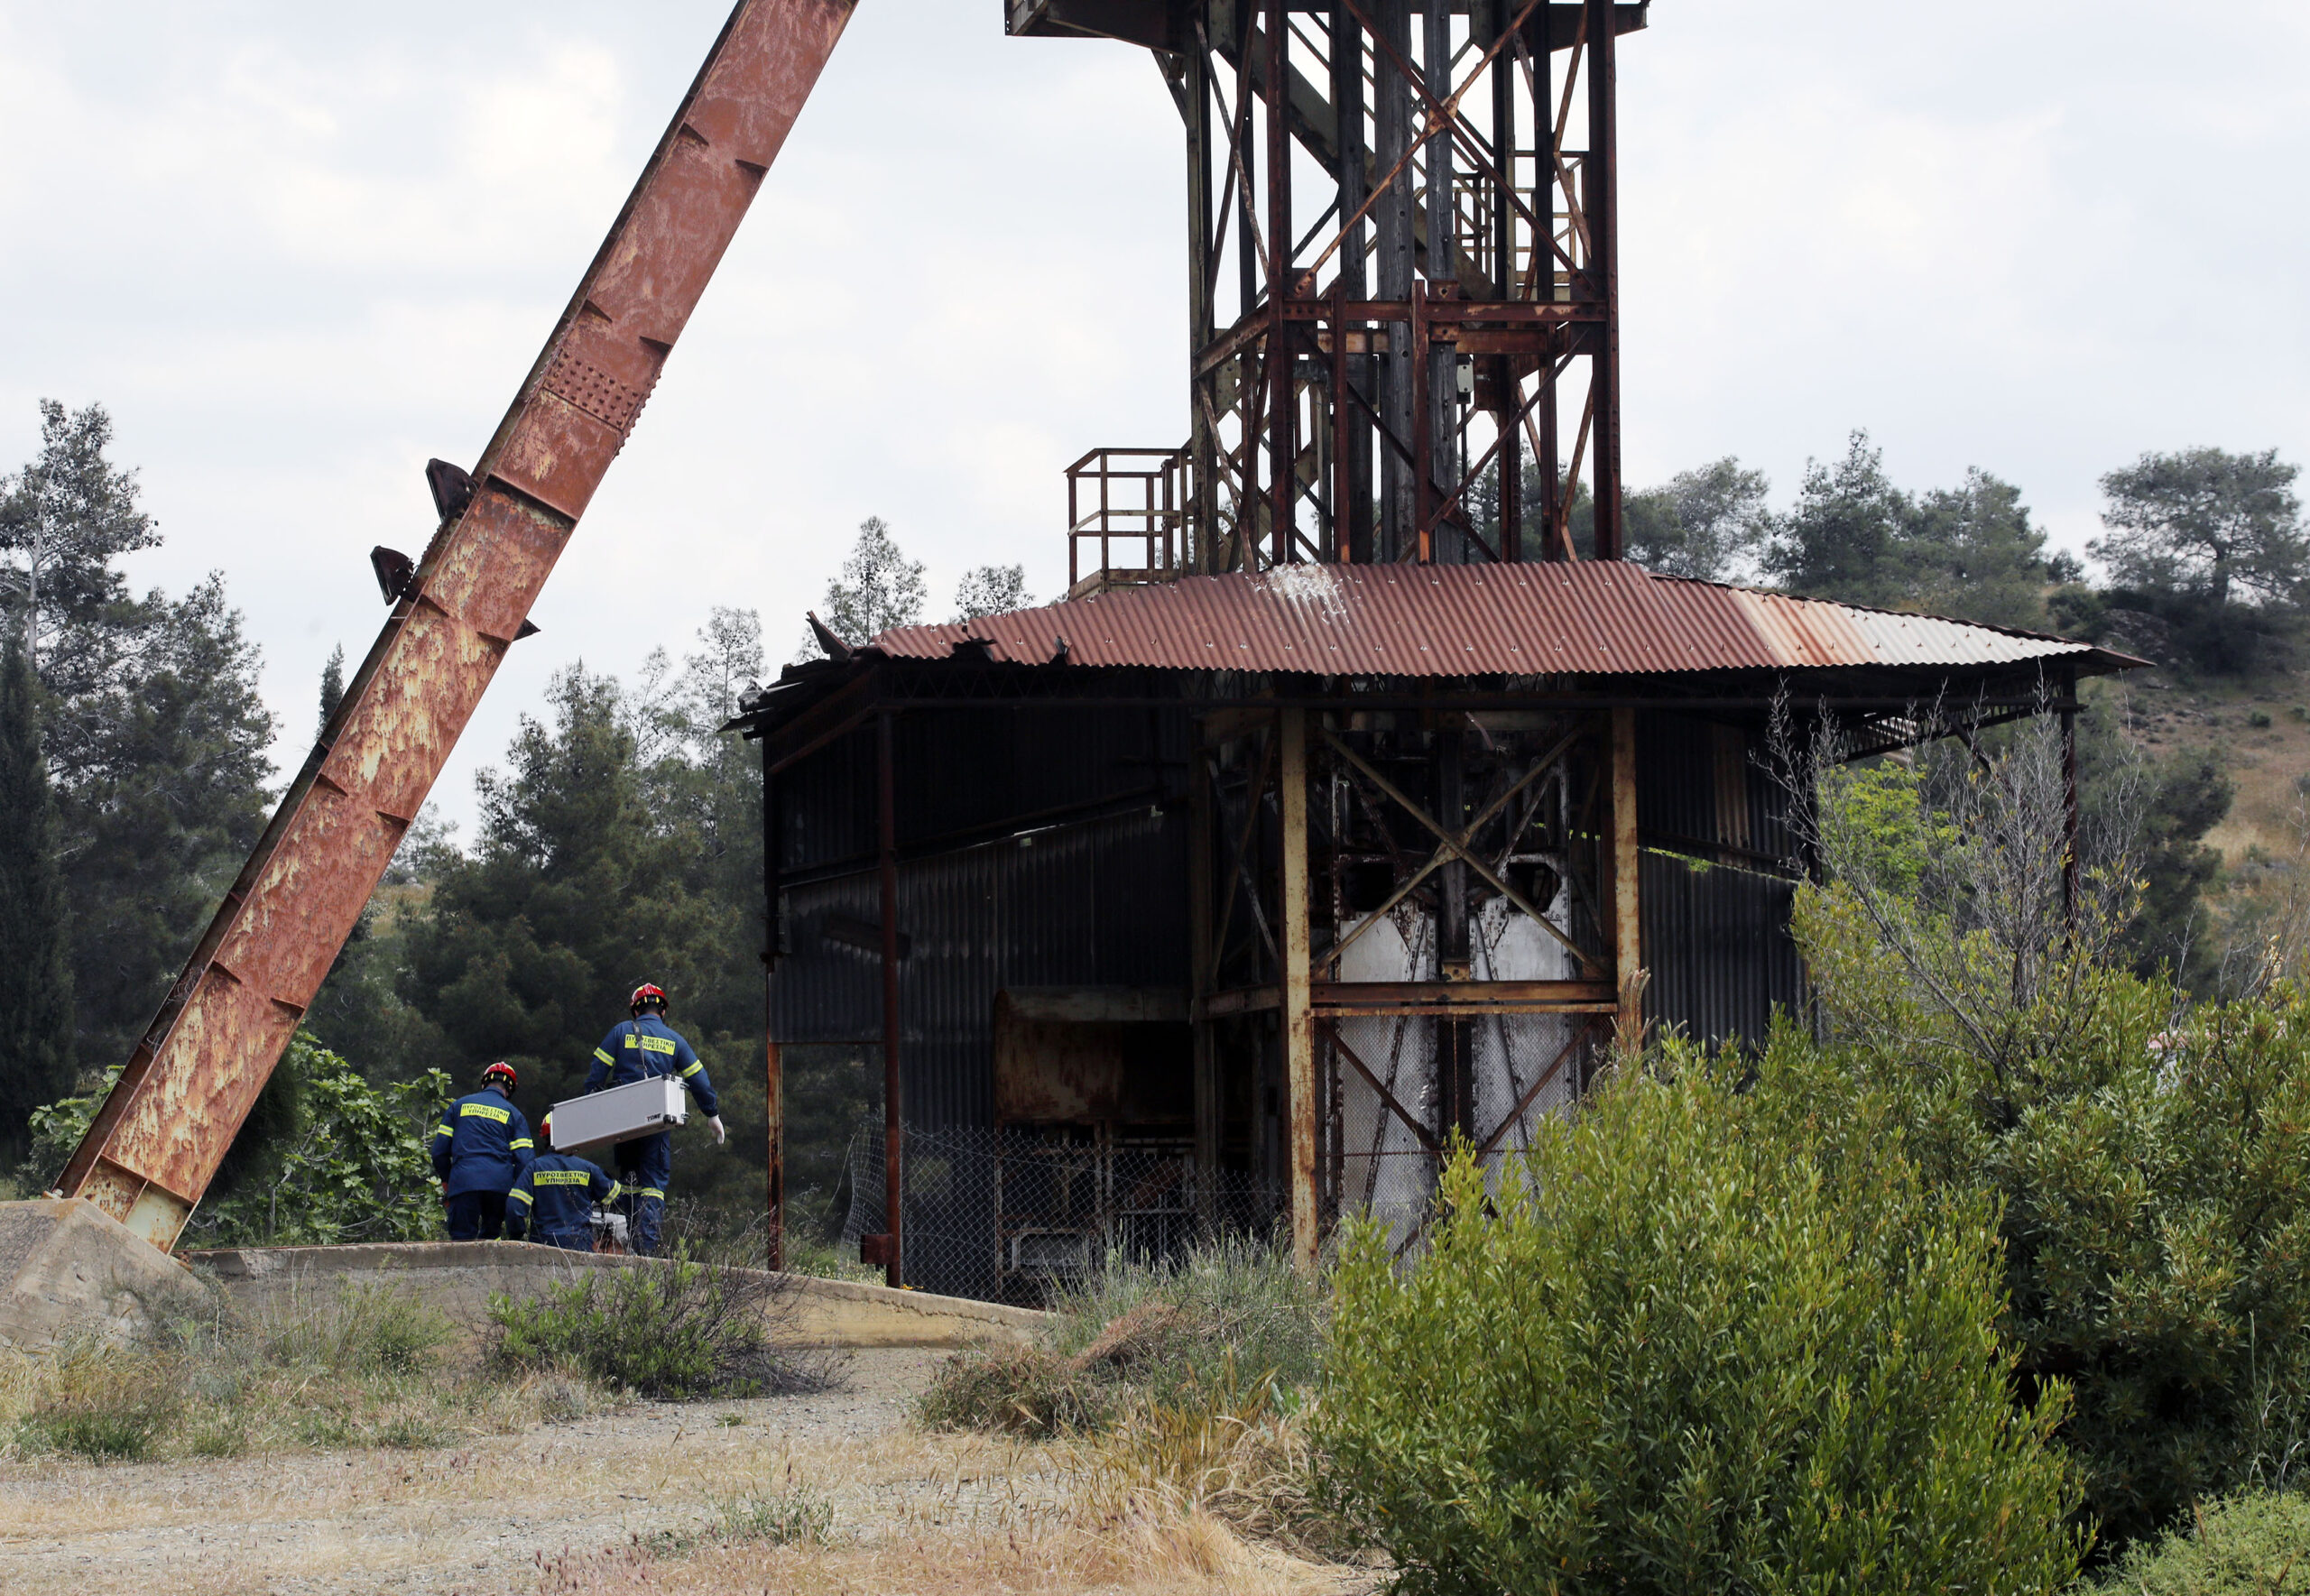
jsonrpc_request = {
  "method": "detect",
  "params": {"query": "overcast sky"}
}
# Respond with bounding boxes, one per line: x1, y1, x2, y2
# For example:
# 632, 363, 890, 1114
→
4, 1, 2305, 838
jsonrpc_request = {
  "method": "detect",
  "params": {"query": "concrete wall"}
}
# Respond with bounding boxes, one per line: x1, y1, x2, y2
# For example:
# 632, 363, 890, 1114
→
0, 1198, 210, 1349
186, 1241, 1047, 1349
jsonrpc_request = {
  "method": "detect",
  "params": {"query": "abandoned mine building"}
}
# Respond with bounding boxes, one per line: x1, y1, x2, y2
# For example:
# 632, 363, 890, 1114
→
726, 1, 2139, 1303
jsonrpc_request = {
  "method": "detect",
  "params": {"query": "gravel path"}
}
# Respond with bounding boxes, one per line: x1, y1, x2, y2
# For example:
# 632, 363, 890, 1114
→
0, 1349, 994, 1596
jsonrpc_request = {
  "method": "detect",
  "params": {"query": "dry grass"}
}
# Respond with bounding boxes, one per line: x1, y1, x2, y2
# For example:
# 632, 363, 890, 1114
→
0, 1352, 1377, 1596
0, 1281, 611, 1465
536, 1508, 1363, 1595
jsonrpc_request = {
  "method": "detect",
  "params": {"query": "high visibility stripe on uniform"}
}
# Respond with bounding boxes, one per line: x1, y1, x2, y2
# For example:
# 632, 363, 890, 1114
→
510, 1138, 533, 1150
680, 1062, 704, 1078
639, 1036, 679, 1056
459, 1102, 512, 1124
432, 1125, 454, 1139
594, 1047, 614, 1066
533, 1170, 594, 1187
508, 1189, 534, 1208
635, 1187, 666, 1201
605, 1182, 624, 1202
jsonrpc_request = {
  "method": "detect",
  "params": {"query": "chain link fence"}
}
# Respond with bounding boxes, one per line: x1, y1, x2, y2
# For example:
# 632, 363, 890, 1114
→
841, 1122, 1284, 1305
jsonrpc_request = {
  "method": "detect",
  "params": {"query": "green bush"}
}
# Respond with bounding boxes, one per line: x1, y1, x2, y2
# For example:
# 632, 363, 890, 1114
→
2092, 1490, 2310, 1593
25, 1037, 450, 1245
916, 1346, 1113, 1436
1803, 872, 2310, 1548
1318, 1064, 2084, 1596
917, 1234, 1326, 1437
487, 1253, 835, 1399
1049, 1233, 1326, 1414
251, 1282, 452, 1379
16, 1342, 180, 1462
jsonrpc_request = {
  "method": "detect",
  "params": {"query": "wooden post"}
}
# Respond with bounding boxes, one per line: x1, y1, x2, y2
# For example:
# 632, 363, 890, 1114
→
877, 709, 902, 1288
1189, 736, 1220, 1236
1279, 708, 1317, 1272
1610, 706, 1643, 1052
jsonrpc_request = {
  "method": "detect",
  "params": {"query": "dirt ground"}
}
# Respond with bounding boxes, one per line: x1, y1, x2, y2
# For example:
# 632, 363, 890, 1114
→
0, 1349, 1371, 1596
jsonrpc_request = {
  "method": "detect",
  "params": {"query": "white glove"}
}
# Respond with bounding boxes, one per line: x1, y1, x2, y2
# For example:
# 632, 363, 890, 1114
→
708, 1115, 726, 1146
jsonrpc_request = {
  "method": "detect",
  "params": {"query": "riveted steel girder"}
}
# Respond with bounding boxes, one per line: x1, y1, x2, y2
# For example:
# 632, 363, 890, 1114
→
59, 0, 858, 1250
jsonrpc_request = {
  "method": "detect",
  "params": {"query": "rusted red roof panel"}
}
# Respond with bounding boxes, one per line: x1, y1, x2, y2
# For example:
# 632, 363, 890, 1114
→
871, 562, 2112, 678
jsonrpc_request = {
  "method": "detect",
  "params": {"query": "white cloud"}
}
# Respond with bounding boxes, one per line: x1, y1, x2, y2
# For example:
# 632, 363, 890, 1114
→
0, 0, 2304, 831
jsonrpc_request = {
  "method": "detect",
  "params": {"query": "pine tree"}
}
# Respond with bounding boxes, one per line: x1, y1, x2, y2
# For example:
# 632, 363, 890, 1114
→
0, 632, 74, 1171
797, 517, 926, 660
318, 642, 346, 733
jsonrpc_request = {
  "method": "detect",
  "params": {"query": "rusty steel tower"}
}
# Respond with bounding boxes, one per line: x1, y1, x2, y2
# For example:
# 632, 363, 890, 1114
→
1018, 0, 1646, 592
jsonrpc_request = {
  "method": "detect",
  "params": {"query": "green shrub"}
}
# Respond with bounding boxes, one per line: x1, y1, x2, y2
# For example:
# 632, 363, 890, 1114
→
26, 1039, 450, 1244
1318, 1064, 2084, 1596
705, 1482, 837, 1548
916, 1345, 1113, 1435
2249, 709, 2275, 728
1050, 1233, 1326, 1415
254, 1282, 452, 1379
918, 1234, 1325, 1437
2092, 1490, 2310, 1593
1803, 872, 2310, 1548
16, 1344, 180, 1462
487, 1254, 834, 1399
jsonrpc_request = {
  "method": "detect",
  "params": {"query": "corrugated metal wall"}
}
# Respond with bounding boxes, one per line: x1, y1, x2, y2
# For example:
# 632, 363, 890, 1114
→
1640, 853, 1805, 1047
772, 806, 1190, 1126
1635, 710, 1806, 1047
774, 706, 1191, 880
1635, 708, 1797, 865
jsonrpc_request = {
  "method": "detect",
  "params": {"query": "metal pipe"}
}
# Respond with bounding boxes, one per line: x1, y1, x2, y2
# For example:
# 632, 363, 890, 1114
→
763, 668, 785, 1273
764, 1036, 784, 1272
877, 709, 902, 1288
2062, 671, 2080, 923
1279, 707, 1318, 1272
1267, 0, 1295, 566
1189, 746, 1219, 1235
1585, 0, 1622, 558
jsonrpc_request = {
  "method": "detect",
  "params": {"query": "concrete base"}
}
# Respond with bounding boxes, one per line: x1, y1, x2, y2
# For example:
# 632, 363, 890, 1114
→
187, 1241, 1047, 1349
0, 1198, 212, 1349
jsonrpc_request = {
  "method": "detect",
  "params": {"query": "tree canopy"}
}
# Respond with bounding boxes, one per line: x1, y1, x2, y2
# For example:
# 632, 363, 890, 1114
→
0, 401, 274, 1076
2094, 447, 2305, 609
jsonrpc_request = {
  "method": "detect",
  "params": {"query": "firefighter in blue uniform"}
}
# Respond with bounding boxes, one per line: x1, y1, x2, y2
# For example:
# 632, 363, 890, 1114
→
587, 983, 724, 1256
505, 1113, 621, 1251
431, 1061, 536, 1241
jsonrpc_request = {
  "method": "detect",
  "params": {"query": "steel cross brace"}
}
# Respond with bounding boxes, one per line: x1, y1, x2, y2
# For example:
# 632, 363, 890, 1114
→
1321, 724, 1601, 976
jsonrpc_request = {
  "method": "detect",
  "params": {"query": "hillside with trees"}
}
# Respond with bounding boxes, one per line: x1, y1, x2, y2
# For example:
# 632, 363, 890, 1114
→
5, 401, 2306, 1251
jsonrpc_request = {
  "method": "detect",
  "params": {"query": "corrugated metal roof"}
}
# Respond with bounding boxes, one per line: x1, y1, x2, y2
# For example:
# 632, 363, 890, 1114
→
868, 562, 2125, 678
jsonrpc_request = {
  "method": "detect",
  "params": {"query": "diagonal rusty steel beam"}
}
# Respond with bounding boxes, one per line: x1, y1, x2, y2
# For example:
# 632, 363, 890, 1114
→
58, 0, 859, 1250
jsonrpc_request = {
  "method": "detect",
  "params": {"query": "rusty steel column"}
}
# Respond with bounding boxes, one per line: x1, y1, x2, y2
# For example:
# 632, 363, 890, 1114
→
763, 746, 783, 1271
877, 708, 903, 1290
764, 1037, 785, 1272
2062, 671, 2081, 924
1610, 706, 1643, 1049
57, 0, 859, 1250
1585, 0, 1624, 558
1279, 707, 1317, 1273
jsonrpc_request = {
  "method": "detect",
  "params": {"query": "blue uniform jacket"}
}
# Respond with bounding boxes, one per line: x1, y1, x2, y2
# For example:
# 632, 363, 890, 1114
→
431, 1089, 536, 1197
506, 1153, 620, 1241
586, 1015, 719, 1118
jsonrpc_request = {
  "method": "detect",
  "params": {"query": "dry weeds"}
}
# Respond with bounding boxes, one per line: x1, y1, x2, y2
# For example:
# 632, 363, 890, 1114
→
0, 1348, 1375, 1596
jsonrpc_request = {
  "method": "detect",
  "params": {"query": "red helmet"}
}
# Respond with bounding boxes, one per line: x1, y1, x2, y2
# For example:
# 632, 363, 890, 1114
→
629, 983, 669, 1016
484, 1061, 517, 1092
539, 1112, 554, 1146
